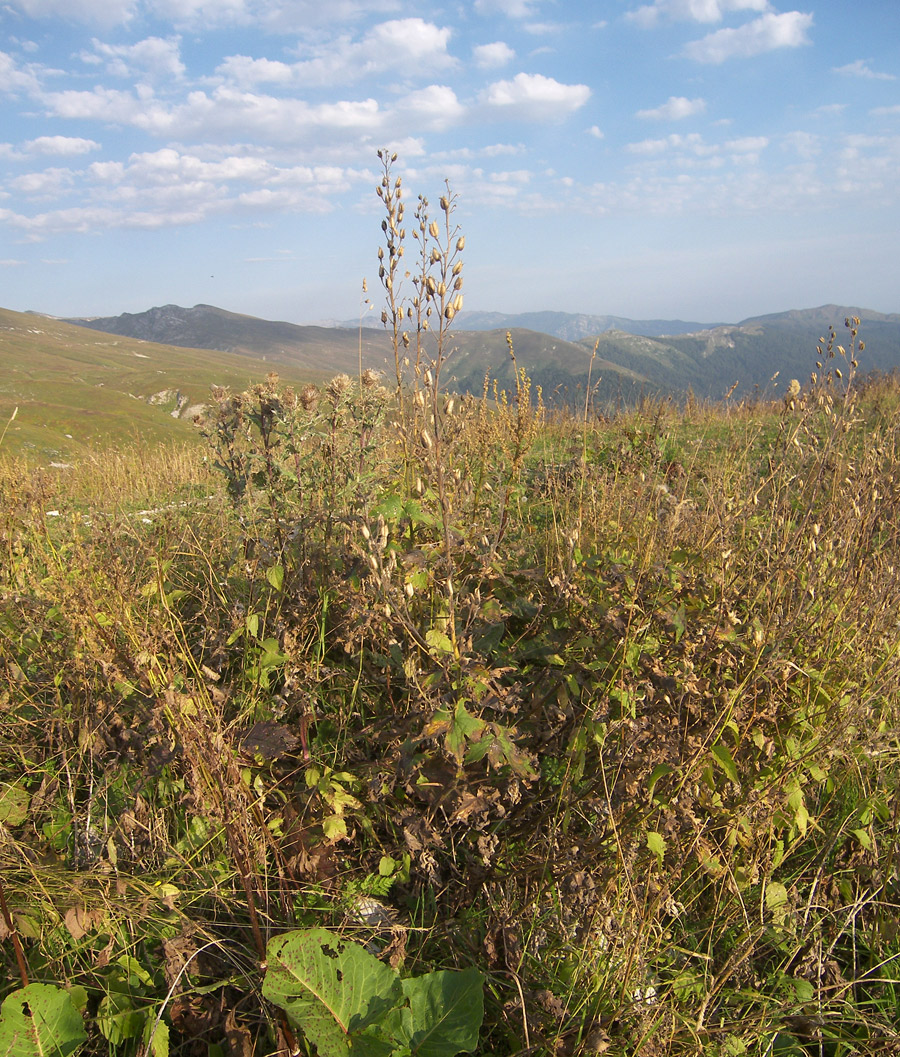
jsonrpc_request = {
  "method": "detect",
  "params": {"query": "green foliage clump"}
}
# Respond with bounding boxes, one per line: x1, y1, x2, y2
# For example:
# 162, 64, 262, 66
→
2, 154, 900, 1057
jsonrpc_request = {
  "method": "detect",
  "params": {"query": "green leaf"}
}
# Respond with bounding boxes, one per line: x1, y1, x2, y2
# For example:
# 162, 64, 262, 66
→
263, 930, 402, 1057
646, 830, 666, 867
266, 564, 284, 591
0, 984, 86, 1057
373, 493, 404, 522
389, 969, 484, 1057
711, 744, 739, 784
446, 702, 484, 762
765, 881, 789, 924
96, 992, 144, 1044
143, 1017, 169, 1057
0, 781, 30, 826
851, 828, 872, 850
646, 764, 674, 801
425, 629, 454, 657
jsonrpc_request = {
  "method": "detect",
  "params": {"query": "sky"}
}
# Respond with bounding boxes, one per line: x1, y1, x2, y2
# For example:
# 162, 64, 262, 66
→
1, 0, 899, 326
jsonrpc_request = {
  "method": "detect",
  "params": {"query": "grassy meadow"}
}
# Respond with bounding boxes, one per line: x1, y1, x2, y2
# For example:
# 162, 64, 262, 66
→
3, 163, 900, 1057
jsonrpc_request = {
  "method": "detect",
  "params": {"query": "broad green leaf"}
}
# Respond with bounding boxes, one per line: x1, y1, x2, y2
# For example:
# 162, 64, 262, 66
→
851, 828, 872, 850
425, 629, 453, 656
765, 882, 789, 924
263, 929, 402, 1057
266, 564, 284, 591
389, 969, 484, 1057
0, 782, 30, 826
322, 815, 348, 841
0, 984, 86, 1057
142, 1017, 169, 1057
446, 702, 484, 762
372, 493, 404, 521
646, 831, 666, 867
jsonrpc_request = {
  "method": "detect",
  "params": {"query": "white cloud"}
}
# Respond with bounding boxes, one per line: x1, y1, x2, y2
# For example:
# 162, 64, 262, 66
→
215, 56, 295, 87
637, 96, 706, 120
147, 0, 249, 27
396, 85, 465, 131
684, 11, 813, 63
783, 130, 821, 158
473, 42, 515, 68
12, 167, 76, 195
588, 125, 605, 139
627, 0, 769, 28
84, 37, 185, 81
474, 0, 536, 17
0, 51, 42, 95
6, 0, 137, 26
481, 72, 590, 120
218, 18, 454, 88
25, 135, 100, 155
871, 104, 900, 116
626, 131, 766, 160
726, 135, 768, 151
833, 60, 896, 81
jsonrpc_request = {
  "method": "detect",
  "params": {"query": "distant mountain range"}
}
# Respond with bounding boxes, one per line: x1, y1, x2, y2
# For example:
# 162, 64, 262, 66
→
62, 302, 900, 405
4, 299, 898, 458
341, 309, 722, 340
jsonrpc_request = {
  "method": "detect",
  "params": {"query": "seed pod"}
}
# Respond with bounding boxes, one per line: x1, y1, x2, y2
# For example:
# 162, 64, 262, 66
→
361, 523, 371, 541
456, 236, 465, 251
428, 220, 440, 239
440, 196, 450, 211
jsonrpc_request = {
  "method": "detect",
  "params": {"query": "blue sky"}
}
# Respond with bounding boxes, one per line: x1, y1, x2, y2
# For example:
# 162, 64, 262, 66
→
1, 0, 898, 325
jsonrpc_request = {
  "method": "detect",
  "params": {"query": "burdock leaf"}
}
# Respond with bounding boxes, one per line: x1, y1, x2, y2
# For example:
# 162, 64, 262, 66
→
0, 984, 87, 1057
263, 930, 401, 1057
392, 969, 484, 1057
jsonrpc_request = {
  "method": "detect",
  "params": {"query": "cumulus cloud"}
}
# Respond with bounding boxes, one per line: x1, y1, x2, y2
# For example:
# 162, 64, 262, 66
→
637, 96, 706, 120
0, 51, 42, 95
12, 167, 76, 195
833, 59, 896, 81
684, 11, 813, 63
82, 37, 185, 81
396, 85, 465, 131
473, 42, 515, 68
627, 0, 769, 28
215, 56, 294, 87
480, 72, 590, 120
25, 135, 100, 155
217, 18, 454, 88
588, 125, 604, 138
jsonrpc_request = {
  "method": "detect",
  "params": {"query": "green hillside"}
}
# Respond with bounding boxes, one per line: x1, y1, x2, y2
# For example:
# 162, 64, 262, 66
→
0, 308, 331, 460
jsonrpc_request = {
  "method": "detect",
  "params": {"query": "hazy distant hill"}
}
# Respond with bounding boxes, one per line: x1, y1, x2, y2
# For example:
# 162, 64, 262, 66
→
452, 310, 722, 341
337, 308, 719, 340
51, 300, 900, 409
65, 303, 393, 373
